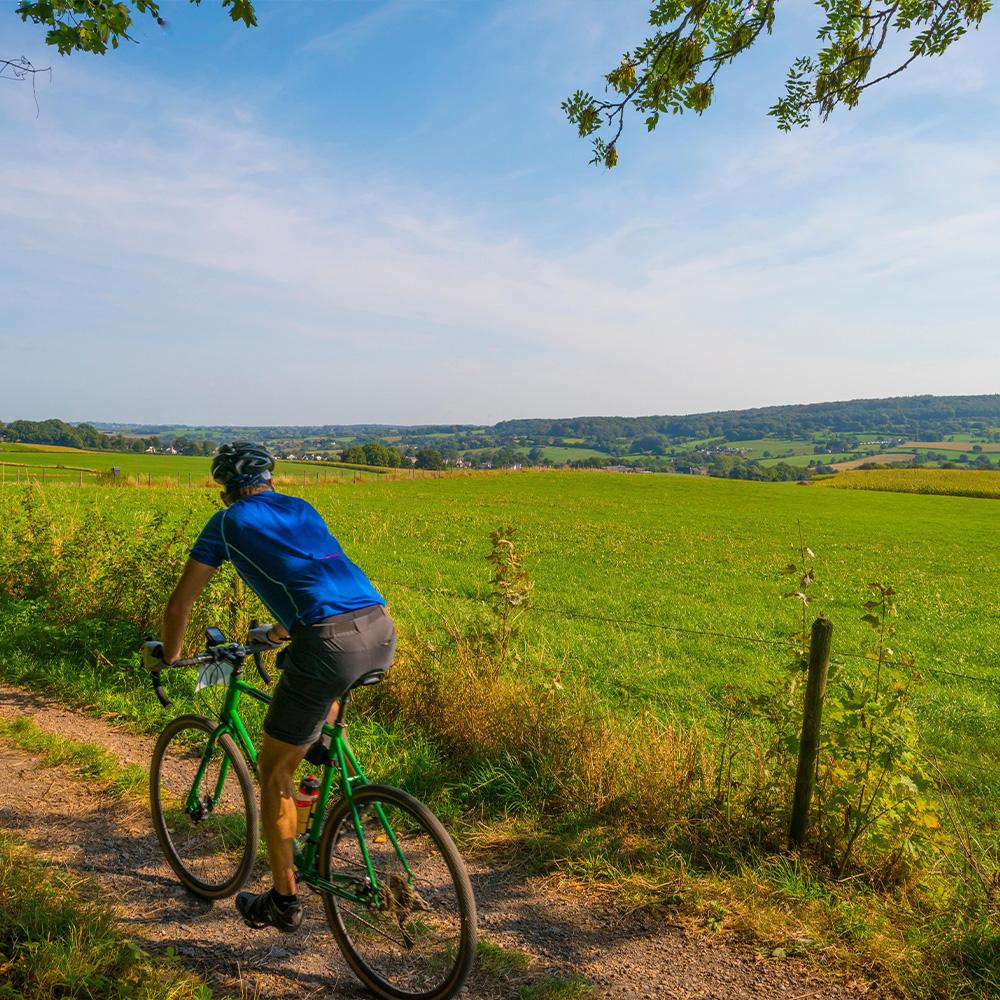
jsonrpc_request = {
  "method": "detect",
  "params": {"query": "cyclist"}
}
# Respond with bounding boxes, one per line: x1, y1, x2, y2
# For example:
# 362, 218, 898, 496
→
143, 441, 395, 932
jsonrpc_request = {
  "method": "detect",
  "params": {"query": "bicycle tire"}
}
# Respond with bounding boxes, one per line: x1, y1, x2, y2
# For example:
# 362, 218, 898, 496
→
318, 783, 477, 1000
149, 713, 259, 899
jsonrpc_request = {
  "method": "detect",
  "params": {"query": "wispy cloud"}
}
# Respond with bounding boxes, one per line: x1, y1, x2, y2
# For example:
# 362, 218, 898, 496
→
303, 0, 426, 54
2, 7, 999, 425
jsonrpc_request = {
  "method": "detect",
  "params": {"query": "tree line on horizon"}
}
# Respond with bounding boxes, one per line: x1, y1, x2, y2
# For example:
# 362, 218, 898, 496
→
4, 395, 999, 483
0, 418, 216, 457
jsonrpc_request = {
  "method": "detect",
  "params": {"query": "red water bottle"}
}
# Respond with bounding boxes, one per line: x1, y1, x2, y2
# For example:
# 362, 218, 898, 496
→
294, 775, 320, 835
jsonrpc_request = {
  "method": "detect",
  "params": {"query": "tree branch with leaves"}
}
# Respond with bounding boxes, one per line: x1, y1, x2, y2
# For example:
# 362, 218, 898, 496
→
15, 0, 257, 56
564, 0, 992, 167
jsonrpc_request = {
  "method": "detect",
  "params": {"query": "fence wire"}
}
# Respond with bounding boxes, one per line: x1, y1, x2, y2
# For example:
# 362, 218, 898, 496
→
378, 577, 1000, 689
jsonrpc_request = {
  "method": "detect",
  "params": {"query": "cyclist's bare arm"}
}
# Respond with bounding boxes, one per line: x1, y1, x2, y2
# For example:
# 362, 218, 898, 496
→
162, 558, 217, 663
162, 559, 290, 663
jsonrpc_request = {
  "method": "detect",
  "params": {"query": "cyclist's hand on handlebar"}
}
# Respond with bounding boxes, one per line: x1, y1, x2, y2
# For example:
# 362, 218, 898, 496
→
141, 639, 172, 670
248, 624, 286, 649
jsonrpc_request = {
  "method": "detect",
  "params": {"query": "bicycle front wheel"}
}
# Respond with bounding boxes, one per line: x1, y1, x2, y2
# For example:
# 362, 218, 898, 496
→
318, 784, 477, 1000
149, 714, 259, 899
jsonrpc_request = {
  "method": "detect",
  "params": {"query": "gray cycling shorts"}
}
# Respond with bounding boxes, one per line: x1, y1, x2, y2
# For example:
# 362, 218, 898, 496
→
263, 604, 396, 747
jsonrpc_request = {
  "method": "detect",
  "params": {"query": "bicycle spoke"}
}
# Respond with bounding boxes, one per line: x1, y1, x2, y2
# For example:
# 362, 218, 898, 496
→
151, 717, 257, 898
337, 904, 409, 949
321, 785, 476, 998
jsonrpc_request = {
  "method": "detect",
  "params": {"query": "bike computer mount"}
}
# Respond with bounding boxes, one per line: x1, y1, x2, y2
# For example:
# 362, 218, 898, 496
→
205, 627, 228, 647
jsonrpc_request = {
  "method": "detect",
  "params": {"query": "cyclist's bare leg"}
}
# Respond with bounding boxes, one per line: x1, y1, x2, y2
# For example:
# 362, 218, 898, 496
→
258, 734, 310, 895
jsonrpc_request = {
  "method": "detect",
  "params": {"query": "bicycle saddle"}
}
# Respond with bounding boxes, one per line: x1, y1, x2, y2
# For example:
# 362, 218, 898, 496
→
348, 669, 387, 692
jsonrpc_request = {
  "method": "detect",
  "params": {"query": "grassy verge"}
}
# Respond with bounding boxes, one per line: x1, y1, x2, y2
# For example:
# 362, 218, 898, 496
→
0, 829, 214, 1000
0, 612, 996, 999
0, 716, 147, 798
475, 938, 596, 999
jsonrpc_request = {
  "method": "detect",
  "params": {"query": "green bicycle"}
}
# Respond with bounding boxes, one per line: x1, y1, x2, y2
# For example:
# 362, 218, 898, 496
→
146, 626, 477, 1000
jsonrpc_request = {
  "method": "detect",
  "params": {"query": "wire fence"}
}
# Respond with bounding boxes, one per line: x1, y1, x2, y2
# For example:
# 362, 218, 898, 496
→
381, 577, 999, 794
377, 577, 1000, 690
0, 462, 467, 488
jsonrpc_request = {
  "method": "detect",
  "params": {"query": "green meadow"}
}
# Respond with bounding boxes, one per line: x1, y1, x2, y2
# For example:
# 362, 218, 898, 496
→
538, 445, 612, 462
321, 473, 999, 805
1, 469, 997, 995
0, 446, 371, 482
2, 470, 996, 820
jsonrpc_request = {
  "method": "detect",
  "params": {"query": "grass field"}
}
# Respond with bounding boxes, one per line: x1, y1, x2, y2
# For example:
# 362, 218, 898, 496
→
723, 437, 820, 458
539, 446, 612, 462
0, 471, 996, 995
0, 445, 414, 484
831, 452, 916, 470
757, 452, 853, 468
0, 446, 214, 476
0, 472, 995, 799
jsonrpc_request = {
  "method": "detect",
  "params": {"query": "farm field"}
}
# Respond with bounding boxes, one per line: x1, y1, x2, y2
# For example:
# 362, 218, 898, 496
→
905, 440, 1000, 453
1, 468, 997, 996
758, 452, 852, 468
722, 437, 825, 458
1, 471, 995, 826
539, 445, 612, 462
820, 468, 1000, 499
0, 445, 391, 483
831, 452, 915, 470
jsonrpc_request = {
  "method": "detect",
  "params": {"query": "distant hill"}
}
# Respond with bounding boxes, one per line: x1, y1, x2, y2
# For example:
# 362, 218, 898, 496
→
493, 394, 1000, 444
83, 394, 1000, 445
3, 396, 998, 479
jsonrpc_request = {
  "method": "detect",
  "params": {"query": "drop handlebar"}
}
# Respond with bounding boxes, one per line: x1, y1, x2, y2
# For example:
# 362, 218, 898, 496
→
145, 629, 279, 708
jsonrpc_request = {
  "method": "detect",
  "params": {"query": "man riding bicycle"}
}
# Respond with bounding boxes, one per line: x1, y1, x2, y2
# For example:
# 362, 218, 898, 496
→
143, 442, 395, 932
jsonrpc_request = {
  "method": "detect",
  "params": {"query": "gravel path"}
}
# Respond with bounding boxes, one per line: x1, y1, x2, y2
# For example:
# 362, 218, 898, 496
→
0, 683, 878, 999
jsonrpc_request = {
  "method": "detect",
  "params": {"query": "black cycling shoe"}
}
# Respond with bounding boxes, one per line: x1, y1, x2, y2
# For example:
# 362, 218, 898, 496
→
304, 737, 331, 767
235, 889, 303, 933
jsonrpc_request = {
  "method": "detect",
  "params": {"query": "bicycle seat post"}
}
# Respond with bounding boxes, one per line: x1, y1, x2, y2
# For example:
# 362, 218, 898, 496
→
334, 692, 351, 729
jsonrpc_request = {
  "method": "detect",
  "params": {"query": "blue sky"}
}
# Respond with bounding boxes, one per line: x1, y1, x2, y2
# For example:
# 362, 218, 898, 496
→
2, 1, 998, 425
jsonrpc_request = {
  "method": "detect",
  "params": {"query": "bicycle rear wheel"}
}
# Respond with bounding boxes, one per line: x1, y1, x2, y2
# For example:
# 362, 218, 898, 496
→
318, 783, 477, 1000
150, 714, 259, 899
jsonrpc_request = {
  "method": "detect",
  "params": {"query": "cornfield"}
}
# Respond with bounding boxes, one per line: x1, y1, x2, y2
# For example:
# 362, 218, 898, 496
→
819, 469, 1000, 499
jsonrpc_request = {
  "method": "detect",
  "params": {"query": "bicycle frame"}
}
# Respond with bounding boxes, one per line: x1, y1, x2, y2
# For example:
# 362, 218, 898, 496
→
188, 658, 412, 906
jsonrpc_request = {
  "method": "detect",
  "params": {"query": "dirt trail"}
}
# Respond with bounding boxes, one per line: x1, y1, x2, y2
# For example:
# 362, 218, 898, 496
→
0, 683, 877, 1000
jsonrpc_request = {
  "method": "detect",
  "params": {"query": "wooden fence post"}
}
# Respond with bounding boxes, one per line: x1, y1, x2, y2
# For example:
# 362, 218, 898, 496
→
789, 616, 833, 849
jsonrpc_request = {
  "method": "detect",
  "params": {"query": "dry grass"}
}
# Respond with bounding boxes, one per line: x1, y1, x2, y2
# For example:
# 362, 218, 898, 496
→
903, 441, 1000, 453
830, 453, 915, 471
382, 629, 713, 835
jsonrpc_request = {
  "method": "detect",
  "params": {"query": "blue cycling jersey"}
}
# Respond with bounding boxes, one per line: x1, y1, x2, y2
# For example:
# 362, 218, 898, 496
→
190, 491, 384, 631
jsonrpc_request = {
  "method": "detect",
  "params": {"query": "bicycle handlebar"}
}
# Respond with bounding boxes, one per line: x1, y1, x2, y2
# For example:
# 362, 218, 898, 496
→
249, 619, 274, 686
145, 630, 279, 708
151, 671, 171, 708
